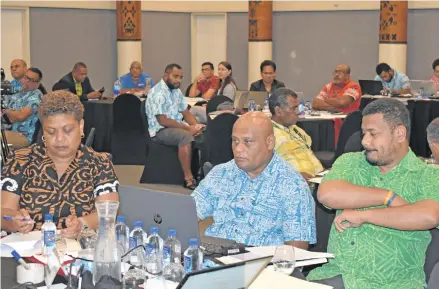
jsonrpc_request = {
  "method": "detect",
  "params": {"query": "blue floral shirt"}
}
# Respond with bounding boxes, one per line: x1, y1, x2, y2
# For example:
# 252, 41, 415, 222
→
144, 79, 187, 137
374, 70, 410, 91
6, 89, 42, 142
11, 79, 22, 93
192, 152, 317, 246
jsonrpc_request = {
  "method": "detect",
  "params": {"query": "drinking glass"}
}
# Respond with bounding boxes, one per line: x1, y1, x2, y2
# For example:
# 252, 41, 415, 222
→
272, 245, 295, 275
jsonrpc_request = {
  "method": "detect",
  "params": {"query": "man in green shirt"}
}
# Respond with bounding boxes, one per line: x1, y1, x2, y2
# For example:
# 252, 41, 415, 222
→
307, 98, 439, 289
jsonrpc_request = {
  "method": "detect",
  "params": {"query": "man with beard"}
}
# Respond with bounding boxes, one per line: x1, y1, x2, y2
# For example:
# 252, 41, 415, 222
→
312, 64, 362, 114
307, 98, 439, 289
374, 62, 411, 95
192, 112, 316, 249
145, 63, 203, 190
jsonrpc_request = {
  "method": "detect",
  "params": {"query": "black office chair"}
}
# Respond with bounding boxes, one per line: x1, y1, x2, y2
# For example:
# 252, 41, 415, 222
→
205, 94, 233, 125
110, 94, 148, 165
314, 110, 363, 168
31, 119, 43, 144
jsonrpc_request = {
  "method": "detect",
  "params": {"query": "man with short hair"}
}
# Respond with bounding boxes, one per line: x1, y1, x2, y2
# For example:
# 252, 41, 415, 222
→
307, 98, 439, 289
312, 64, 362, 114
189, 62, 219, 100
120, 61, 155, 94
52, 62, 101, 101
9, 59, 27, 92
427, 117, 439, 161
2, 68, 43, 148
249, 60, 285, 93
145, 63, 203, 190
270, 88, 323, 179
374, 62, 411, 95
192, 112, 316, 249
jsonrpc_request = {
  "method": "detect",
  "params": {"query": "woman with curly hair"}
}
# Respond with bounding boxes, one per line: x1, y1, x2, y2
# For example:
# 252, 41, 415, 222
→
1, 90, 119, 238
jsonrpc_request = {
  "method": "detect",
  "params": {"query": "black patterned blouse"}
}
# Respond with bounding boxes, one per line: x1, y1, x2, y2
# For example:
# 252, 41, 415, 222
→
1, 143, 119, 230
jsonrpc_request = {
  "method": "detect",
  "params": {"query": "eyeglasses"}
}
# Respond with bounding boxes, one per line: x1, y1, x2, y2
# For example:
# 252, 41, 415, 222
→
23, 75, 39, 83
333, 70, 349, 75
10, 65, 22, 70
130, 67, 141, 71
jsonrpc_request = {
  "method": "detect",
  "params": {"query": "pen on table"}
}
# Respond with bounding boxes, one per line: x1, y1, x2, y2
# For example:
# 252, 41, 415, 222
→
2, 215, 35, 223
11, 250, 31, 270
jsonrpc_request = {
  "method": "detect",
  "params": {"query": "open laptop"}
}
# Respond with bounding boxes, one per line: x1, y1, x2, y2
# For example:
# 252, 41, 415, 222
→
410, 80, 436, 97
234, 91, 269, 109
119, 185, 200, 251
176, 256, 272, 289
359, 80, 383, 95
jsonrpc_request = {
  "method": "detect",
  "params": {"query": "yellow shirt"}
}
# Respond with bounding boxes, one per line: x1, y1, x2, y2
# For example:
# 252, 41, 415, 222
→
272, 120, 324, 177
74, 78, 82, 97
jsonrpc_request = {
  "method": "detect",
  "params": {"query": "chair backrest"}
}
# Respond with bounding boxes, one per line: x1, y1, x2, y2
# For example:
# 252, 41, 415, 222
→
205, 94, 234, 125
31, 119, 42, 144
203, 113, 239, 166
85, 127, 96, 147
185, 83, 201, 98
344, 131, 363, 153
112, 94, 143, 132
425, 229, 439, 283
333, 110, 363, 161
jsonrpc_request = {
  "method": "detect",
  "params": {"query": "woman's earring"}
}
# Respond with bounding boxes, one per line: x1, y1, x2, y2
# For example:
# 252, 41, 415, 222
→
81, 134, 85, 139
42, 135, 46, 147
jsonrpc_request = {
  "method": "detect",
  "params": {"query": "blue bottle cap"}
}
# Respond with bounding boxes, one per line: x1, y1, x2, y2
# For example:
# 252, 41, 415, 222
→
188, 238, 199, 246
133, 221, 143, 228
150, 226, 159, 234
116, 216, 126, 223
168, 229, 176, 237
44, 214, 53, 221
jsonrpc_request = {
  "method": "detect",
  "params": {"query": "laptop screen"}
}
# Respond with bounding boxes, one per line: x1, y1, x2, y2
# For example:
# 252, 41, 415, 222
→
177, 256, 272, 289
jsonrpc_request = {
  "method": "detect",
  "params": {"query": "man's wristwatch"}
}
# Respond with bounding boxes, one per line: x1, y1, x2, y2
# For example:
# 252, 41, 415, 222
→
78, 218, 89, 234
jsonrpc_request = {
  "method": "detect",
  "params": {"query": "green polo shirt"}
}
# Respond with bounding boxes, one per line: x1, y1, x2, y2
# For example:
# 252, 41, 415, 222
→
307, 150, 439, 289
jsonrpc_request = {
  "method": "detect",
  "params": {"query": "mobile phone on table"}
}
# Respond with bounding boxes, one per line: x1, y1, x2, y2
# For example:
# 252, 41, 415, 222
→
98, 87, 105, 93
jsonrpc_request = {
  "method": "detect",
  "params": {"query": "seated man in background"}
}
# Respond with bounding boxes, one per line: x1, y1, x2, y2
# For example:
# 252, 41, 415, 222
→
145, 63, 203, 190
270, 88, 323, 179
9, 59, 27, 92
307, 99, 439, 289
249, 60, 285, 93
192, 112, 316, 249
189, 62, 220, 124
2, 68, 43, 148
188, 62, 219, 100
312, 64, 362, 114
52, 62, 101, 101
427, 117, 439, 161
120, 61, 155, 94
374, 62, 411, 95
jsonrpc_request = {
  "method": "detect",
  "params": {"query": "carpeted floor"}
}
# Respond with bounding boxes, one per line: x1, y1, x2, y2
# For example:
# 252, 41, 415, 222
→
114, 165, 212, 233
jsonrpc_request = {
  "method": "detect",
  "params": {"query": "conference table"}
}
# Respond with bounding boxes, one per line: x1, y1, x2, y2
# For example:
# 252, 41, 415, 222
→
360, 96, 439, 157
82, 97, 343, 153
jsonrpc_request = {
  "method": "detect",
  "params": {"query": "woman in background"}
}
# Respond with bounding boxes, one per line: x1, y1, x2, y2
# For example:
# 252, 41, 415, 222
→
217, 61, 237, 101
431, 58, 439, 93
1, 90, 119, 238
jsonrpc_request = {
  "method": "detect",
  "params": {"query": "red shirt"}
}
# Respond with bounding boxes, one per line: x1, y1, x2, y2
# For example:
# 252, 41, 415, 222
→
316, 80, 362, 114
197, 75, 220, 95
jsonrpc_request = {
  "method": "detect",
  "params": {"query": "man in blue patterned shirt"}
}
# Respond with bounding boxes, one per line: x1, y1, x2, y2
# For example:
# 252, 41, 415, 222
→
192, 112, 316, 249
9, 59, 27, 93
374, 63, 411, 95
3, 67, 42, 148
145, 63, 204, 190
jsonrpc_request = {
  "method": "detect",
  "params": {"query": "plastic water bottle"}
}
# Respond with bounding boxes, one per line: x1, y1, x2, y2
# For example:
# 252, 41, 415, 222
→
113, 79, 121, 97
129, 221, 147, 267
305, 100, 312, 116
115, 216, 130, 257
163, 229, 182, 267
418, 88, 424, 99
41, 214, 56, 255
298, 101, 305, 117
262, 97, 270, 113
145, 226, 164, 274
248, 98, 256, 112
183, 238, 203, 274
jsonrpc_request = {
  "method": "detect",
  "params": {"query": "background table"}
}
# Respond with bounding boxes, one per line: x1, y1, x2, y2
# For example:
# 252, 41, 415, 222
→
297, 119, 335, 151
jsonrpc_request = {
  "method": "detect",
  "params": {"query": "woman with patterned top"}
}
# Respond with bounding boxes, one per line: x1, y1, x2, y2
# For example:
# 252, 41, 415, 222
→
1, 90, 119, 239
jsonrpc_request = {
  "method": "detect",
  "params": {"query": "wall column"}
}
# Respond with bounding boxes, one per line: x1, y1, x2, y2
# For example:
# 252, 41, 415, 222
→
116, 0, 142, 78
378, 1, 408, 73
248, 1, 273, 89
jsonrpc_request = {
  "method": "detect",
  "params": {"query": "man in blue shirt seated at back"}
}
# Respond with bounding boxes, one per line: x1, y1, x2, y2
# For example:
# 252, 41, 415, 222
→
120, 61, 155, 95
374, 62, 411, 95
2, 67, 43, 148
9, 59, 27, 93
192, 112, 316, 249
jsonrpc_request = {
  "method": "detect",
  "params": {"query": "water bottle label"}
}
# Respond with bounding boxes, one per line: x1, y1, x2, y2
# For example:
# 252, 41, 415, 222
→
44, 230, 56, 247
163, 245, 171, 263
184, 255, 192, 274
145, 243, 154, 256
129, 237, 137, 249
